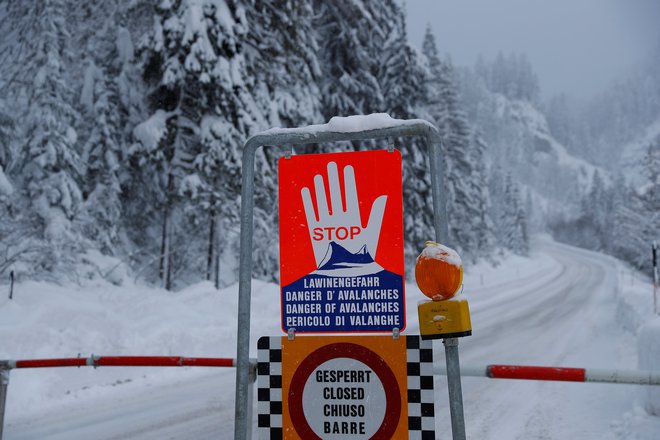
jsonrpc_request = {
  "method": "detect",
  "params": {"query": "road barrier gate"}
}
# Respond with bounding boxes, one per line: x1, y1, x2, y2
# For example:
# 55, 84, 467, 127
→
234, 116, 469, 440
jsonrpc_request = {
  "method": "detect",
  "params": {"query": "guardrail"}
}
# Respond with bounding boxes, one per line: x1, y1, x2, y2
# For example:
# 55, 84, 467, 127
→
1, 357, 658, 439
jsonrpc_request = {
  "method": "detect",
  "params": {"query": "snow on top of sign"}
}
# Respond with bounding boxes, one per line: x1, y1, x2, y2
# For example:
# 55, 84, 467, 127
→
420, 242, 462, 268
260, 113, 432, 136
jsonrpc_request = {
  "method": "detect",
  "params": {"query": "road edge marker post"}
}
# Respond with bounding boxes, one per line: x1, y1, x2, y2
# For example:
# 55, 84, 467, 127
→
653, 241, 658, 314
233, 115, 467, 440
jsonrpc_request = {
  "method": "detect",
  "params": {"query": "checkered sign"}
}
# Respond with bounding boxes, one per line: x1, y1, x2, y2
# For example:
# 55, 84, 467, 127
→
257, 335, 435, 439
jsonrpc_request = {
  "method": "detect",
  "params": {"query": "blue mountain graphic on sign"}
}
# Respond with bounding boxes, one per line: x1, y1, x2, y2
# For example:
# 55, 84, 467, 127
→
318, 241, 374, 270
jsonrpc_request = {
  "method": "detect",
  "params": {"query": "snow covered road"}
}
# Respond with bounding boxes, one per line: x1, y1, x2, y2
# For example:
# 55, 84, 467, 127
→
5, 370, 235, 440
3, 239, 654, 439
440, 240, 640, 439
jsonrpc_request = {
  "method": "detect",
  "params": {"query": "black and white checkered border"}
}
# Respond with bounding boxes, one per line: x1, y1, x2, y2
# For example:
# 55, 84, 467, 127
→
256, 336, 435, 439
406, 335, 436, 439
257, 336, 283, 440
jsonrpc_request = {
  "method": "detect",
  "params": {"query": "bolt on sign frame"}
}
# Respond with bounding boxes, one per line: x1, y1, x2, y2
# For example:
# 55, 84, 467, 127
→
234, 117, 466, 440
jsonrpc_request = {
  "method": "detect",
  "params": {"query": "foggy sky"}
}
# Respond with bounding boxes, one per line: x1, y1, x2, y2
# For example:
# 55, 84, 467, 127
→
404, 0, 660, 100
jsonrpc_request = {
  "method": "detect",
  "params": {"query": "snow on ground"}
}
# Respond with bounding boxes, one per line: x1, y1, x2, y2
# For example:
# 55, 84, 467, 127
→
615, 259, 660, 434
620, 119, 660, 188
455, 239, 660, 440
1, 237, 659, 438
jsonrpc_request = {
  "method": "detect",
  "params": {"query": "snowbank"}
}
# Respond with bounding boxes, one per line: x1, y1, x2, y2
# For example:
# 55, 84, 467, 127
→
616, 278, 655, 335
614, 262, 660, 426
0, 247, 554, 423
0, 278, 264, 418
2, 240, 657, 439
639, 317, 660, 415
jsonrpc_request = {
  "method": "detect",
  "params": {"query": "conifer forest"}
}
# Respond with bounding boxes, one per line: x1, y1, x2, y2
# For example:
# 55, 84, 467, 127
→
0, 0, 658, 290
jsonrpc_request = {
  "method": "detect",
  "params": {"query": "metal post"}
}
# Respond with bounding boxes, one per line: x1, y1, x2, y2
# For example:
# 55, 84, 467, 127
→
233, 117, 457, 440
443, 338, 466, 440
428, 132, 449, 244
653, 241, 658, 314
8, 271, 13, 300
429, 126, 467, 440
234, 140, 258, 440
246, 360, 257, 440
0, 366, 9, 440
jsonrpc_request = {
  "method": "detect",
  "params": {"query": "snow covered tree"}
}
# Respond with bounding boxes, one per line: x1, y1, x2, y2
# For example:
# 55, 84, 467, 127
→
485, 52, 539, 102
500, 173, 529, 255
380, 14, 423, 120
641, 138, 660, 212
470, 130, 496, 258
133, 0, 267, 288
0, 99, 14, 225
570, 170, 609, 251
312, 0, 390, 120
580, 42, 660, 167
487, 165, 506, 245
420, 26, 494, 260
377, 14, 429, 264
611, 180, 648, 268
133, 1, 208, 289
191, 113, 245, 284
66, 2, 137, 256
242, 0, 326, 282
79, 62, 125, 254
607, 138, 660, 270
7, 0, 644, 286
244, 0, 321, 129
474, 54, 489, 88
0, 99, 13, 173
545, 94, 574, 149
14, 0, 83, 255
513, 53, 539, 102
490, 52, 508, 97
639, 138, 660, 260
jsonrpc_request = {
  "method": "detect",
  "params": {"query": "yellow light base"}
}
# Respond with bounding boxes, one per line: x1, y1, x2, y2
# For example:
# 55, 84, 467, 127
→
418, 296, 472, 340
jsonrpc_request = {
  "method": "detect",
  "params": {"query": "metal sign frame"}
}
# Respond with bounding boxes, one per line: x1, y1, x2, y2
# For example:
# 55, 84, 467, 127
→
234, 118, 466, 440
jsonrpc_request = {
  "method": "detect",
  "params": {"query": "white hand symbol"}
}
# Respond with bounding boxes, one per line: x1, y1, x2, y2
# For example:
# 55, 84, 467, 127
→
301, 162, 387, 268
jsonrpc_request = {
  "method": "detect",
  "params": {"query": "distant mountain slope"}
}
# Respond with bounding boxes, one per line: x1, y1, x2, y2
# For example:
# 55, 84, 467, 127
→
493, 95, 602, 188
458, 64, 609, 228
481, 92, 608, 227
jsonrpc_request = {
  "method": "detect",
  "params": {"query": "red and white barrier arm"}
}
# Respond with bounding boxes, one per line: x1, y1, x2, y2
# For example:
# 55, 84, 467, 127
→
4, 358, 660, 385
2, 356, 239, 370
433, 364, 660, 385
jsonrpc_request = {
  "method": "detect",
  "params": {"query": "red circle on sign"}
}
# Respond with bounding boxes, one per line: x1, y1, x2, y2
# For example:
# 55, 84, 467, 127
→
288, 342, 401, 439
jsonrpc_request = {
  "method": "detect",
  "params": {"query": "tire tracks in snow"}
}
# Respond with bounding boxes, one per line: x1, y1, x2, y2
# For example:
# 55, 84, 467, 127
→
435, 241, 635, 440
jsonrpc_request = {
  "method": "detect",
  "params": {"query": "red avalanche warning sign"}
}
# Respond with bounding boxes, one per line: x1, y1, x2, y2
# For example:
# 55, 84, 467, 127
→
278, 149, 405, 333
